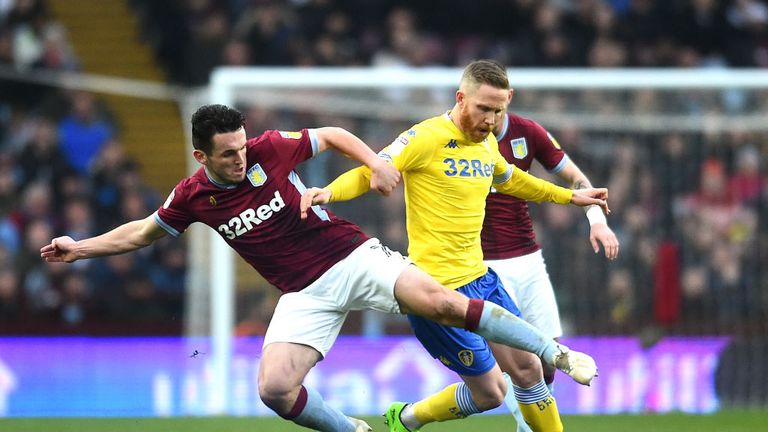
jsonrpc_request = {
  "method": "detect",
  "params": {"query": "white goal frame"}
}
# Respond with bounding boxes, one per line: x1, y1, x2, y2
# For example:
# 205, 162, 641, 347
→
204, 66, 768, 413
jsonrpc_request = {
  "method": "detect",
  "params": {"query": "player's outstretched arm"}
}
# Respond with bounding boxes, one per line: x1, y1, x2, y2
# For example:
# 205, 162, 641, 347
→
325, 165, 375, 202
40, 214, 168, 263
557, 160, 620, 259
570, 188, 610, 214
494, 161, 611, 214
315, 127, 400, 196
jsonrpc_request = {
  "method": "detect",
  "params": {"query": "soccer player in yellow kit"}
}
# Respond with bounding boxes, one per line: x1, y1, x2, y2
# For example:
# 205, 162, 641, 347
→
301, 60, 606, 432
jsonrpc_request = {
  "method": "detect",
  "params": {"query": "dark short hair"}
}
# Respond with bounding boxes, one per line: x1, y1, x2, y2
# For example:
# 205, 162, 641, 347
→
461, 59, 509, 90
191, 104, 246, 154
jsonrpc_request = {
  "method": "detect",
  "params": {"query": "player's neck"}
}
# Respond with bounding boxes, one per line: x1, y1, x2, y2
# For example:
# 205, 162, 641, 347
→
204, 167, 238, 189
447, 106, 463, 132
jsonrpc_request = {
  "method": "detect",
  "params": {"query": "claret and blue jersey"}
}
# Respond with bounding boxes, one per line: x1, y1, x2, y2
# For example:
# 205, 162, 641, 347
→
154, 128, 368, 293
482, 112, 570, 260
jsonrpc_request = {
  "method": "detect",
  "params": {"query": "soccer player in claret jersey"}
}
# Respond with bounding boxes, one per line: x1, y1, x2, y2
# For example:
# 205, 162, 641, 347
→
41, 104, 602, 432
484, 102, 620, 432
301, 60, 606, 432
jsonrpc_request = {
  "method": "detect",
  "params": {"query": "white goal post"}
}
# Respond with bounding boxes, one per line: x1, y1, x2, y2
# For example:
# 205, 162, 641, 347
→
203, 66, 768, 413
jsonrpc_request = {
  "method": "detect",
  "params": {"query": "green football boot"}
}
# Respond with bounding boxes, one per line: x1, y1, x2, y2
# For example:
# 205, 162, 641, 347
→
384, 402, 419, 432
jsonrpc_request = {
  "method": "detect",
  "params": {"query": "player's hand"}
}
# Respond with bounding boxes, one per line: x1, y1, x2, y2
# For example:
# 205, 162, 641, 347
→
40, 236, 78, 263
369, 158, 400, 196
571, 188, 610, 215
300, 187, 332, 220
590, 223, 619, 260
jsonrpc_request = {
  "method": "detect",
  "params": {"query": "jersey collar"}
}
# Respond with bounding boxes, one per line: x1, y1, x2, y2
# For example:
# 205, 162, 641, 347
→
204, 167, 239, 190
494, 114, 509, 142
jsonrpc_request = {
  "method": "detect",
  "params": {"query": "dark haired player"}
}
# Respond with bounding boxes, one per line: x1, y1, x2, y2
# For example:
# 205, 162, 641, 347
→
42, 104, 599, 432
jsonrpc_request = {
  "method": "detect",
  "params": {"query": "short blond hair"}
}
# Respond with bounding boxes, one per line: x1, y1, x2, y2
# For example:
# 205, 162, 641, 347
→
460, 60, 509, 90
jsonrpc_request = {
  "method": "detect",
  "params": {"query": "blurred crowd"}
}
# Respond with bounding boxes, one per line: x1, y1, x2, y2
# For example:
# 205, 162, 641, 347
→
0, 0, 185, 334
247, 84, 768, 337
532, 122, 766, 336
130, 0, 768, 85
0, 0, 766, 336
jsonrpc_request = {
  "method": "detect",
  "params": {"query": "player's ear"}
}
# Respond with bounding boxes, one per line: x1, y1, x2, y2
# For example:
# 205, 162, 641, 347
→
192, 149, 208, 165
456, 89, 465, 106
508, 89, 514, 104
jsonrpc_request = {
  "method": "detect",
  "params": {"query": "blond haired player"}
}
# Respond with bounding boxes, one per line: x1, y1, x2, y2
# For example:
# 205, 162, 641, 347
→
302, 60, 605, 432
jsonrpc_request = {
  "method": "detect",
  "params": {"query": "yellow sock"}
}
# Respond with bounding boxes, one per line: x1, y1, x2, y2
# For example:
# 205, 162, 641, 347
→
411, 383, 465, 424
518, 394, 563, 432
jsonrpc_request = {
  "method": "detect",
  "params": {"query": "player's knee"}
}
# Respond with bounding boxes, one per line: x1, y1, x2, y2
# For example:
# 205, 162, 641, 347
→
258, 376, 294, 412
507, 355, 543, 388
472, 386, 506, 411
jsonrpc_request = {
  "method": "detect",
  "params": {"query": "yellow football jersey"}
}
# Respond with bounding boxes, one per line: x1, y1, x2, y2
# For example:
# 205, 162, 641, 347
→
378, 113, 505, 287
327, 113, 572, 289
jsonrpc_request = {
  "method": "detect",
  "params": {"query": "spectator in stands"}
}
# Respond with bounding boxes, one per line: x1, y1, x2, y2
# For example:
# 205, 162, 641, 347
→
679, 159, 755, 249
57, 91, 114, 175
89, 139, 139, 230
222, 39, 252, 66
0, 266, 20, 321
10, 180, 55, 234
148, 238, 186, 316
729, 145, 764, 207
236, 2, 295, 66
18, 218, 60, 316
36, 20, 78, 71
0, 29, 13, 65
183, 8, 229, 85
61, 197, 94, 243
58, 270, 89, 326
371, 7, 420, 67
15, 117, 71, 189
89, 253, 160, 321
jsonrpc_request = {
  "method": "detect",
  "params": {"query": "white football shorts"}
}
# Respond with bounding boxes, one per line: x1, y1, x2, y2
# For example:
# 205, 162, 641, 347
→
263, 237, 411, 357
485, 249, 563, 339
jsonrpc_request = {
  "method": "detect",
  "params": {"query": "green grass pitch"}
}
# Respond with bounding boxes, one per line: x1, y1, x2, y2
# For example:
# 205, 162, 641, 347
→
2, 411, 766, 432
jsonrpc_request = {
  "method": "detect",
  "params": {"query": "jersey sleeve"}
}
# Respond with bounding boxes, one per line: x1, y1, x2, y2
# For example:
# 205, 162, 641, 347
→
154, 182, 194, 237
492, 142, 572, 204
265, 129, 318, 167
326, 126, 434, 202
532, 124, 568, 174
327, 165, 372, 202
380, 127, 434, 172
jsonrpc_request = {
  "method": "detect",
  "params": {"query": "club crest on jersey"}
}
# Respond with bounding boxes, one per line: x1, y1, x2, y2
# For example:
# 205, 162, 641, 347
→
279, 131, 302, 139
247, 164, 267, 187
510, 137, 528, 159
458, 349, 474, 367
209, 196, 217, 206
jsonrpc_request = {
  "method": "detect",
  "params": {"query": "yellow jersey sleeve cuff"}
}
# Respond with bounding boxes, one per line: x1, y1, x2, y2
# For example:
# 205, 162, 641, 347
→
327, 166, 372, 203
494, 166, 573, 204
